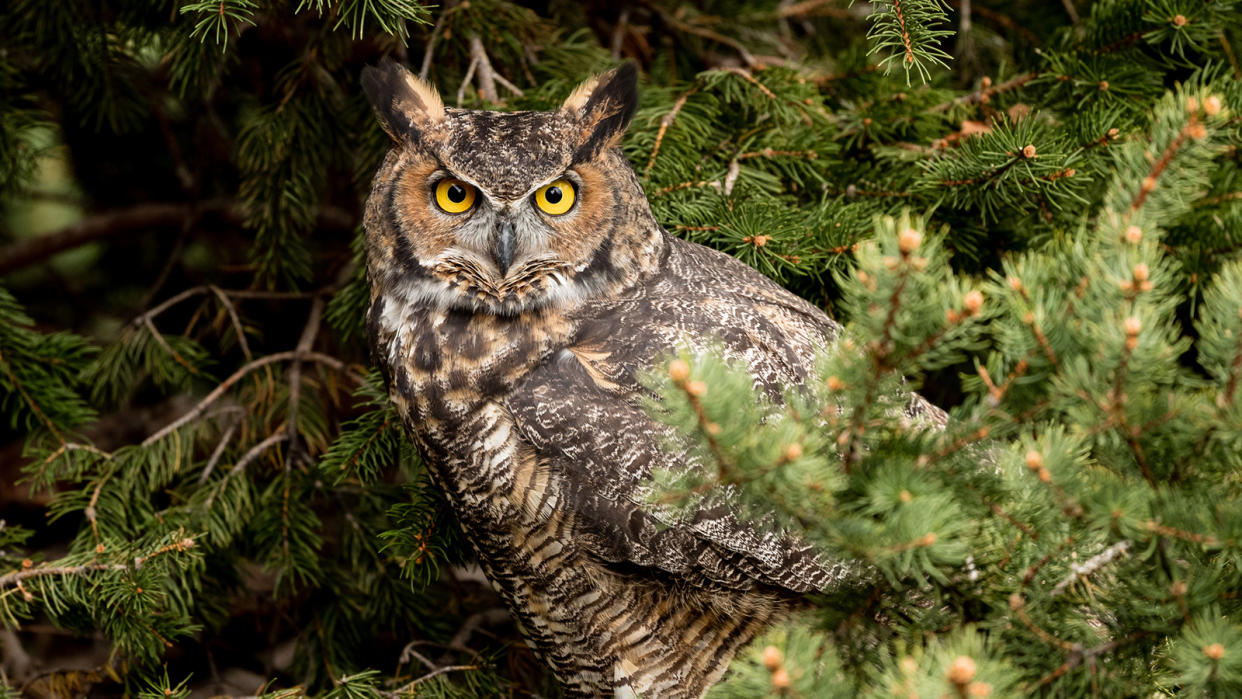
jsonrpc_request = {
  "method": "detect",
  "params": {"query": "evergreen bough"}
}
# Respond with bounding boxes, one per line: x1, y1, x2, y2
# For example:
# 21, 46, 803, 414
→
0, 0, 1239, 695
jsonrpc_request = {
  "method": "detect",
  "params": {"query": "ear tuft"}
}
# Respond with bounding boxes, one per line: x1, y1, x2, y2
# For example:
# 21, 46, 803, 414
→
563, 63, 639, 161
361, 58, 446, 144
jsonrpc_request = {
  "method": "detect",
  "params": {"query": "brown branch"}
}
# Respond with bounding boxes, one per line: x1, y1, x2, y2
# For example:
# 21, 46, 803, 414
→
892, 0, 915, 67
651, 180, 722, 197
286, 296, 325, 458
208, 285, 253, 360
418, 10, 449, 81
1129, 114, 1200, 214
141, 351, 353, 447
227, 432, 289, 479
0, 201, 225, 275
384, 666, 479, 697
929, 72, 1041, 113
0, 201, 354, 275
720, 66, 777, 100
644, 87, 700, 177
142, 316, 202, 377
0, 563, 124, 589
652, 6, 759, 68
0, 349, 66, 445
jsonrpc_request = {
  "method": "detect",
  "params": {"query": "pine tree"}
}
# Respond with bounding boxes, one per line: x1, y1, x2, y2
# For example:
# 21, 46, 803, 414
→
1, 0, 1240, 695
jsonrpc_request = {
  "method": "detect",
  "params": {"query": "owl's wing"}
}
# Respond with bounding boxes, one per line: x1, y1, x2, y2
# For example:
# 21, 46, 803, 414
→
503, 240, 868, 594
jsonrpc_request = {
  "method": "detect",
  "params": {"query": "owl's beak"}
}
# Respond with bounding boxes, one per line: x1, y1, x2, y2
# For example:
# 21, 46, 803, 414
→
493, 220, 516, 276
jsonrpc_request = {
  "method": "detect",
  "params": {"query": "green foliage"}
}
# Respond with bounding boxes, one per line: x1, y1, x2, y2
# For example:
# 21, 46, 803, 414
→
865, 0, 955, 84
2, 0, 1241, 695
0, 286, 97, 438
654, 78, 1242, 694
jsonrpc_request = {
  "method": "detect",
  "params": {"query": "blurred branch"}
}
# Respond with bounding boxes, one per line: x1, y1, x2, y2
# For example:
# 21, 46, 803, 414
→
0, 201, 355, 276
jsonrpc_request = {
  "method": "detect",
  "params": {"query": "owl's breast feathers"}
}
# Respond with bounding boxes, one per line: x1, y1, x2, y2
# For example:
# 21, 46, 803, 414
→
371, 233, 861, 697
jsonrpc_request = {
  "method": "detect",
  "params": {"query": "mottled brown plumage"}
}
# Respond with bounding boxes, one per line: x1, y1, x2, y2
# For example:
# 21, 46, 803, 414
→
361, 60, 859, 698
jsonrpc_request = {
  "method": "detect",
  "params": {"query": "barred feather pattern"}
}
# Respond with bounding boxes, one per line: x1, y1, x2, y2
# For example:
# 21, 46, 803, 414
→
369, 234, 871, 697
360, 61, 874, 698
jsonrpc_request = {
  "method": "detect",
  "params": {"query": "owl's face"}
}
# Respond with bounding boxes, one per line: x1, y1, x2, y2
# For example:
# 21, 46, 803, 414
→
362, 61, 655, 316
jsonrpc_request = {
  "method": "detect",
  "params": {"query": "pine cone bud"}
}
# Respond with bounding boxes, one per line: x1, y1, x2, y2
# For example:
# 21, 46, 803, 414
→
1021, 144, 1037, 158
686, 380, 708, 397
1124, 316, 1142, 336
898, 228, 923, 254
947, 656, 977, 685
826, 375, 846, 391
668, 360, 690, 384
1133, 263, 1149, 282
783, 443, 803, 461
1024, 450, 1044, 470
1204, 95, 1222, 116
771, 668, 791, 688
969, 682, 993, 697
1203, 643, 1225, 660
1172, 14, 1187, 26
1124, 225, 1143, 244
1007, 276, 1023, 292
762, 645, 783, 671
963, 290, 984, 315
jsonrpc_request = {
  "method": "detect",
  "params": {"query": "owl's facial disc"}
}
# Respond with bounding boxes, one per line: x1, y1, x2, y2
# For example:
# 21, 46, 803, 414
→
364, 60, 646, 316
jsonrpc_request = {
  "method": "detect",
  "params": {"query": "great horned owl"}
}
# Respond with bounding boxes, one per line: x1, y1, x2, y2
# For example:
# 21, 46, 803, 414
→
361, 59, 858, 698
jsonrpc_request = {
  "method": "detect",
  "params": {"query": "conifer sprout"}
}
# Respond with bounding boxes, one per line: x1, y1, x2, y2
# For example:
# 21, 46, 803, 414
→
0, 0, 1240, 696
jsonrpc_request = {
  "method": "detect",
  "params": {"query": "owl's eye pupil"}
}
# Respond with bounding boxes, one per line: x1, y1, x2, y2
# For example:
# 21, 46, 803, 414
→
544, 186, 563, 204
446, 184, 467, 203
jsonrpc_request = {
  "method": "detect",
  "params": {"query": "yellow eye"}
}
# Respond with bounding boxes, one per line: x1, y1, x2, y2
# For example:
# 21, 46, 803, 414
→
434, 179, 476, 214
534, 179, 576, 215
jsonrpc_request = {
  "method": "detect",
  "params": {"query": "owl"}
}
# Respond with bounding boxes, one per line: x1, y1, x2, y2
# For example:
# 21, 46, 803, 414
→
361, 59, 860, 698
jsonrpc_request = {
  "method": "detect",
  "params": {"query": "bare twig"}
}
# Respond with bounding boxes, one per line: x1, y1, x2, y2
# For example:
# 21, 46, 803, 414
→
200, 418, 240, 484
929, 72, 1041, 113
469, 34, 499, 102
0, 201, 228, 275
419, 10, 449, 80
644, 86, 700, 177
141, 351, 354, 447
457, 56, 479, 107
653, 6, 759, 67
208, 285, 253, 360
1060, 0, 1080, 24
384, 666, 479, 697
0, 201, 354, 275
286, 296, 325, 462
227, 432, 290, 479
142, 316, 201, 376
611, 8, 630, 60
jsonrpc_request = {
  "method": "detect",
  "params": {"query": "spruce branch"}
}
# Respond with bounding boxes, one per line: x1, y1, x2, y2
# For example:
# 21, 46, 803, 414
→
141, 351, 356, 447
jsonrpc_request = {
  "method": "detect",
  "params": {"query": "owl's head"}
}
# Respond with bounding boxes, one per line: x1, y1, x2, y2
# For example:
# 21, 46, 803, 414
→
361, 59, 661, 317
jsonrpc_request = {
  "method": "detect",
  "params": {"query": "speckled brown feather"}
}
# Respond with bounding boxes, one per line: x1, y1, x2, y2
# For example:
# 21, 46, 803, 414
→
363, 61, 867, 698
